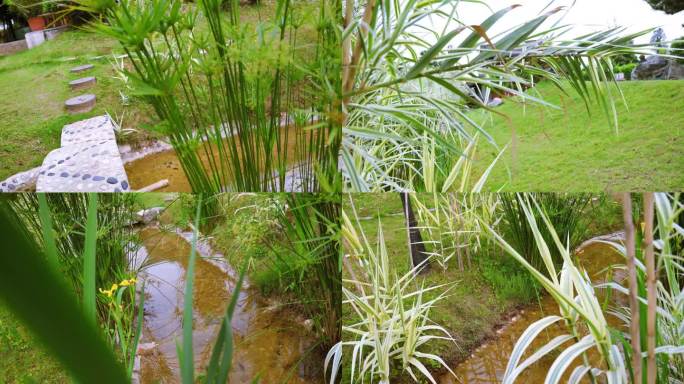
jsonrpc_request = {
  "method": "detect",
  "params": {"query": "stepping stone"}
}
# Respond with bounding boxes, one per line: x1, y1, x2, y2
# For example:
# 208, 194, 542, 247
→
69, 76, 96, 91
36, 140, 129, 193
65, 94, 96, 114
70, 64, 94, 73
61, 115, 115, 147
0, 166, 41, 192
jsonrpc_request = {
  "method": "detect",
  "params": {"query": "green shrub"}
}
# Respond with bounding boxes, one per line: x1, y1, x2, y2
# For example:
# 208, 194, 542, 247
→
614, 63, 637, 80
672, 38, 684, 64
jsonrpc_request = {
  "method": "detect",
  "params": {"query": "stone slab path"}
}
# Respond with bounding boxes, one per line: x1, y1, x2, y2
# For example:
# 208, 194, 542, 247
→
35, 115, 130, 192
61, 115, 116, 146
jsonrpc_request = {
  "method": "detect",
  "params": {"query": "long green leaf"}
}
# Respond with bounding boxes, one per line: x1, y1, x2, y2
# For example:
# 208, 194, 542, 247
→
83, 193, 98, 324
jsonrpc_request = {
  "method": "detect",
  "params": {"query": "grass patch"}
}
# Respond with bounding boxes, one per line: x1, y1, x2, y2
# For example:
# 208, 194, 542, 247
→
471, 80, 684, 191
0, 30, 159, 180
0, 305, 69, 383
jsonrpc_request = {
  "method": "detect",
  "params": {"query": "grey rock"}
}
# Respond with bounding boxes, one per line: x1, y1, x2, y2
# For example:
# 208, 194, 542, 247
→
633, 56, 684, 80
135, 207, 165, 224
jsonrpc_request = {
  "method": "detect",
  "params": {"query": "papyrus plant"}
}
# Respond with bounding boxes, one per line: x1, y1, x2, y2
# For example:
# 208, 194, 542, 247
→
484, 194, 627, 383
325, 206, 456, 383
96, 0, 341, 193
341, 0, 655, 191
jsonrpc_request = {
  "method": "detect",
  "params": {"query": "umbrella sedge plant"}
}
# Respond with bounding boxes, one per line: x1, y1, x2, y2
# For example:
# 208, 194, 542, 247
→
271, 193, 342, 351
94, 0, 342, 193
341, 0, 656, 192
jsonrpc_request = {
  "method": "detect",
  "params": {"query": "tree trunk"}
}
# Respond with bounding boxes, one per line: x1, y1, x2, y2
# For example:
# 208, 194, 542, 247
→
622, 193, 642, 381
643, 193, 656, 384
450, 195, 464, 271
400, 192, 430, 274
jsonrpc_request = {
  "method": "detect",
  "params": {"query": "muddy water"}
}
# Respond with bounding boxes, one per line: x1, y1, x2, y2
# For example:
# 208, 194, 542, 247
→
440, 242, 624, 384
125, 125, 316, 192
137, 227, 318, 383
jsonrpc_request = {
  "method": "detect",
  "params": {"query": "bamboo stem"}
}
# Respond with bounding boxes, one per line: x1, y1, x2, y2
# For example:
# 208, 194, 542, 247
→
622, 192, 642, 381
643, 192, 656, 384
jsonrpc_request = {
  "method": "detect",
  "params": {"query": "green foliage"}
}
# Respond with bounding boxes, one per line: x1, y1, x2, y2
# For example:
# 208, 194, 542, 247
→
643, 0, 684, 14
274, 193, 342, 349
478, 253, 541, 304
3, 0, 47, 18
499, 193, 590, 275
211, 194, 287, 293
672, 37, 684, 64
9, 194, 136, 308
614, 63, 637, 80
342, 0, 655, 191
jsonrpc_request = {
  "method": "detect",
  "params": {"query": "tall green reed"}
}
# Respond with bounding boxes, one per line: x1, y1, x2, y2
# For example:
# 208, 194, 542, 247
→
95, 0, 341, 193
499, 193, 590, 274
599, 193, 684, 382
9, 193, 136, 307
273, 193, 342, 350
179, 194, 252, 383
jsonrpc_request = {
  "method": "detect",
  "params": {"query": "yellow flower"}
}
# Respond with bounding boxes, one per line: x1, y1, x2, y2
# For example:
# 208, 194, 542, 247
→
129, 278, 137, 284
110, 283, 118, 291
120, 280, 130, 287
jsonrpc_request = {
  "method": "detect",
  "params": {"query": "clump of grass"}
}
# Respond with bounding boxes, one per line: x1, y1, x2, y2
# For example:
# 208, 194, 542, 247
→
328, 208, 455, 384
499, 193, 590, 275
478, 253, 541, 304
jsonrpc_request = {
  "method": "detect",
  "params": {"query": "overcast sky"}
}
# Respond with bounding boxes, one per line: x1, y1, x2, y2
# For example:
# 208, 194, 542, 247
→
426, 0, 684, 44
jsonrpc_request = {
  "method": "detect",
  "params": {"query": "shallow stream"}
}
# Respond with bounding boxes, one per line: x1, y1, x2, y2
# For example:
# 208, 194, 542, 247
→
124, 126, 314, 192
136, 227, 318, 383
439, 241, 624, 384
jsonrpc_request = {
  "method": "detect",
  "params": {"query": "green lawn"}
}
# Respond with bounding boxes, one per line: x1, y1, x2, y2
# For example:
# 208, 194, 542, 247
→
0, 306, 69, 383
471, 80, 684, 191
0, 30, 159, 181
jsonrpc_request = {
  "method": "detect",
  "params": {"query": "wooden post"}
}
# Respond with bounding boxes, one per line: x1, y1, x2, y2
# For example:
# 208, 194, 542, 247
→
400, 192, 430, 274
643, 192, 656, 384
622, 193, 642, 381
